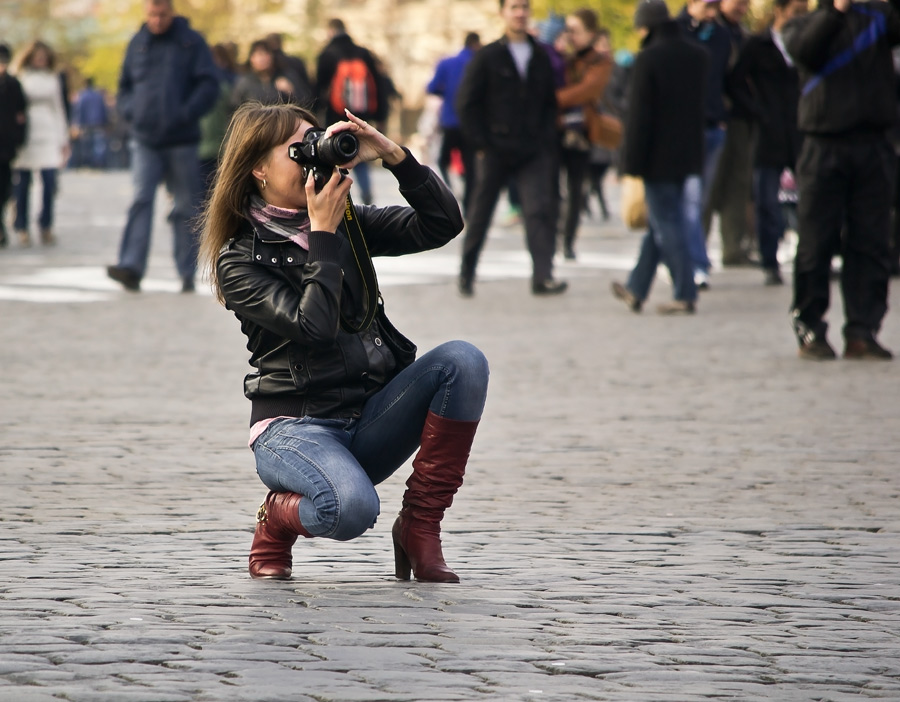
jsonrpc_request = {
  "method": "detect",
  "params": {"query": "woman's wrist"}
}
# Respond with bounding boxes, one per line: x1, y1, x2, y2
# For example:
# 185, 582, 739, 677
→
380, 145, 407, 167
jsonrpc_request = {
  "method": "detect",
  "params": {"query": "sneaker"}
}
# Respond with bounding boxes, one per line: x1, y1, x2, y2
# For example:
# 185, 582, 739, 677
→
107, 265, 141, 292
764, 268, 784, 286
657, 300, 696, 315
611, 281, 641, 312
798, 337, 837, 360
694, 270, 710, 290
844, 338, 893, 360
532, 278, 568, 295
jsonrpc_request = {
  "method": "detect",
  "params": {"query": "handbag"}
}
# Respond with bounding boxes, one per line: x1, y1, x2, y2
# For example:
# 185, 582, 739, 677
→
621, 175, 648, 230
585, 104, 623, 150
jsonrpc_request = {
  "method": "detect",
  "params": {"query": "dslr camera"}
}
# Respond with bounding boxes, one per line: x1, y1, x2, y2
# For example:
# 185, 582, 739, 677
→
288, 128, 359, 191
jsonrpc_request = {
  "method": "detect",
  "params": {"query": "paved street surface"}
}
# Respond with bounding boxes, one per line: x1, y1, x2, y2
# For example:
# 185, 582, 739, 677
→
1, 168, 899, 702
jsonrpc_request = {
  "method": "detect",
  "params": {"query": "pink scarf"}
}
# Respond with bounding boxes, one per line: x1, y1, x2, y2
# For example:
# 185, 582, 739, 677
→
247, 194, 311, 250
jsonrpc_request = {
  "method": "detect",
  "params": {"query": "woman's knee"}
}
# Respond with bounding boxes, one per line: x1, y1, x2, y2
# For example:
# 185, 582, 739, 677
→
437, 340, 490, 387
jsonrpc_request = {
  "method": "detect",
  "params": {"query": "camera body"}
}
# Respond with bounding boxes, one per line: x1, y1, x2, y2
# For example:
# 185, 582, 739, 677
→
288, 128, 360, 190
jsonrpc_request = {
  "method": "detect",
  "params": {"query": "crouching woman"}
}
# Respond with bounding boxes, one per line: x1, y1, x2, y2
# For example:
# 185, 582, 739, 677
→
198, 102, 489, 582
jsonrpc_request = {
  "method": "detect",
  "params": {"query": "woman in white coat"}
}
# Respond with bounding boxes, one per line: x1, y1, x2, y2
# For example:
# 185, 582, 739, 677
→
12, 41, 70, 247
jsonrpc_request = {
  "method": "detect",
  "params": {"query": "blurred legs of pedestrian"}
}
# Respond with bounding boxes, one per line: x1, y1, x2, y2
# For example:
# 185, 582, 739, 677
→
13, 168, 58, 246
108, 141, 203, 292
0, 159, 11, 247
586, 155, 610, 221
792, 135, 895, 360
499, 179, 522, 227
890, 152, 900, 277
753, 167, 785, 286
559, 145, 590, 260
617, 180, 697, 314
459, 149, 564, 296
352, 160, 373, 205
704, 119, 754, 266
437, 127, 475, 216
684, 175, 712, 289
687, 126, 726, 288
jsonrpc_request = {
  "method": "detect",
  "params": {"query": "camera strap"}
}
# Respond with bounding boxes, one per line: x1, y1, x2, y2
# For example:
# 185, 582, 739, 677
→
339, 194, 379, 334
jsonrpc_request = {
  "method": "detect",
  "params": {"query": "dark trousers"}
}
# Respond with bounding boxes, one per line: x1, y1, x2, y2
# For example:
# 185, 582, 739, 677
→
753, 167, 785, 271
0, 160, 11, 239
14, 168, 58, 231
559, 147, 591, 251
793, 134, 896, 341
438, 127, 475, 216
461, 148, 558, 284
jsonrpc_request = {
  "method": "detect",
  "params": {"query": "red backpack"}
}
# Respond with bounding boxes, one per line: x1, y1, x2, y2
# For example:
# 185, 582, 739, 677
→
329, 57, 379, 117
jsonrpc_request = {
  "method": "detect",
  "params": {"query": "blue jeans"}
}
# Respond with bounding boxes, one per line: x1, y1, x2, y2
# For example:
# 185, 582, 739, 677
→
627, 180, 697, 303
684, 126, 726, 274
753, 167, 784, 270
13, 169, 58, 231
352, 161, 373, 204
251, 340, 489, 541
117, 141, 203, 280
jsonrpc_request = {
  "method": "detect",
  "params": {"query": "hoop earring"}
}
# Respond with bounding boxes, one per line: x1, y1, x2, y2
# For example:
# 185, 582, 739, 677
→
261, 178, 267, 190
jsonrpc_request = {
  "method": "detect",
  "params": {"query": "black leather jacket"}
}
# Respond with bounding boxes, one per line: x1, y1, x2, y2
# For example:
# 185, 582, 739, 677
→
216, 152, 463, 425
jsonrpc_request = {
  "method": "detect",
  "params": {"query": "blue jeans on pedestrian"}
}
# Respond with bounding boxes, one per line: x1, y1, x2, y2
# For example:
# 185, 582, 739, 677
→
753, 167, 785, 271
117, 141, 203, 280
352, 161, 373, 204
251, 340, 490, 542
684, 126, 726, 275
13, 169, 58, 231
627, 180, 697, 303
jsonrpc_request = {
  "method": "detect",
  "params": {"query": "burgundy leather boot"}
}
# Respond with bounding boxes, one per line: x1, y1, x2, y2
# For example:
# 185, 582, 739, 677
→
249, 491, 312, 579
392, 412, 479, 583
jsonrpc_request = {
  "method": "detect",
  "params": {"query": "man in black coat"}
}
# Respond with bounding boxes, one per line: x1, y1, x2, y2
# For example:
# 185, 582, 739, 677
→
455, 0, 566, 297
730, 0, 808, 285
0, 43, 26, 248
611, 0, 708, 315
784, 0, 900, 360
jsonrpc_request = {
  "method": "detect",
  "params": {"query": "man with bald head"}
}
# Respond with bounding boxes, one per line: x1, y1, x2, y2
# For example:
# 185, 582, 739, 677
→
107, 0, 219, 292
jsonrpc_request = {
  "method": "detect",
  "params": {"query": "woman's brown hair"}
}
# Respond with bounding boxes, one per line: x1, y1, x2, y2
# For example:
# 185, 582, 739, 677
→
198, 101, 319, 304
12, 40, 56, 74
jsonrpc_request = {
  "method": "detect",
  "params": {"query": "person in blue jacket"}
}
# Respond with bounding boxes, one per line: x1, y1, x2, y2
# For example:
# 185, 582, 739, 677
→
427, 32, 481, 215
107, 0, 219, 293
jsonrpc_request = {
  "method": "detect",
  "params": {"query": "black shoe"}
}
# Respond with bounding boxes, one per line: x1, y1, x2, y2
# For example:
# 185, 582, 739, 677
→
107, 265, 141, 292
458, 275, 474, 298
181, 277, 195, 293
532, 278, 568, 295
764, 268, 784, 286
563, 246, 576, 260
844, 337, 893, 360
611, 281, 641, 312
798, 337, 837, 360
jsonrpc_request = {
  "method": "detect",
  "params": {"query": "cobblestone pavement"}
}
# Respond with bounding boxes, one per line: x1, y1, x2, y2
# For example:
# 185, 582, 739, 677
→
1, 170, 899, 702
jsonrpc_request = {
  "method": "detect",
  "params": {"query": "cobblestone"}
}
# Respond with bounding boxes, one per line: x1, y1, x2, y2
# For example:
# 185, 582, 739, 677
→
0, 169, 899, 700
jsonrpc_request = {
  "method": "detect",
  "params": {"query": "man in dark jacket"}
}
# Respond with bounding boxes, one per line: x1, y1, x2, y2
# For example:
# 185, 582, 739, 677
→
785, 0, 900, 360
0, 43, 27, 248
705, 0, 757, 267
731, 0, 807, 286
315, 18, 383, 205
455, 0, 565, 296
611, 0, 708, 315
107, 0, 218, 292
676, 0, 733, 288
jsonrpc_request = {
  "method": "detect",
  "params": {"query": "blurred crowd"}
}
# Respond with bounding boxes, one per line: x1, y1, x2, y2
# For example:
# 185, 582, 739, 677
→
2, 0, 900, 358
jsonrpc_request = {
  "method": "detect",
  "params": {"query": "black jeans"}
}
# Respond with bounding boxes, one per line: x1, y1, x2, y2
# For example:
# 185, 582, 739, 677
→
437, 127, 475, 216
793, 134, 896, 341
560, 147, 591, 251
461, 148, 559, 284
0, 160, 11, 238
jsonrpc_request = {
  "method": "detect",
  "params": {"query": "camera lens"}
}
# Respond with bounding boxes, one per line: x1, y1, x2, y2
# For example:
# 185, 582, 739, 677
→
318, 132, 359, 165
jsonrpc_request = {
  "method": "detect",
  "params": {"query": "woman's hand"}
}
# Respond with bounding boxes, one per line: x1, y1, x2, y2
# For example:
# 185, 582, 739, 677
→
324, 110, 406, 169
305, 167, 353, 233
